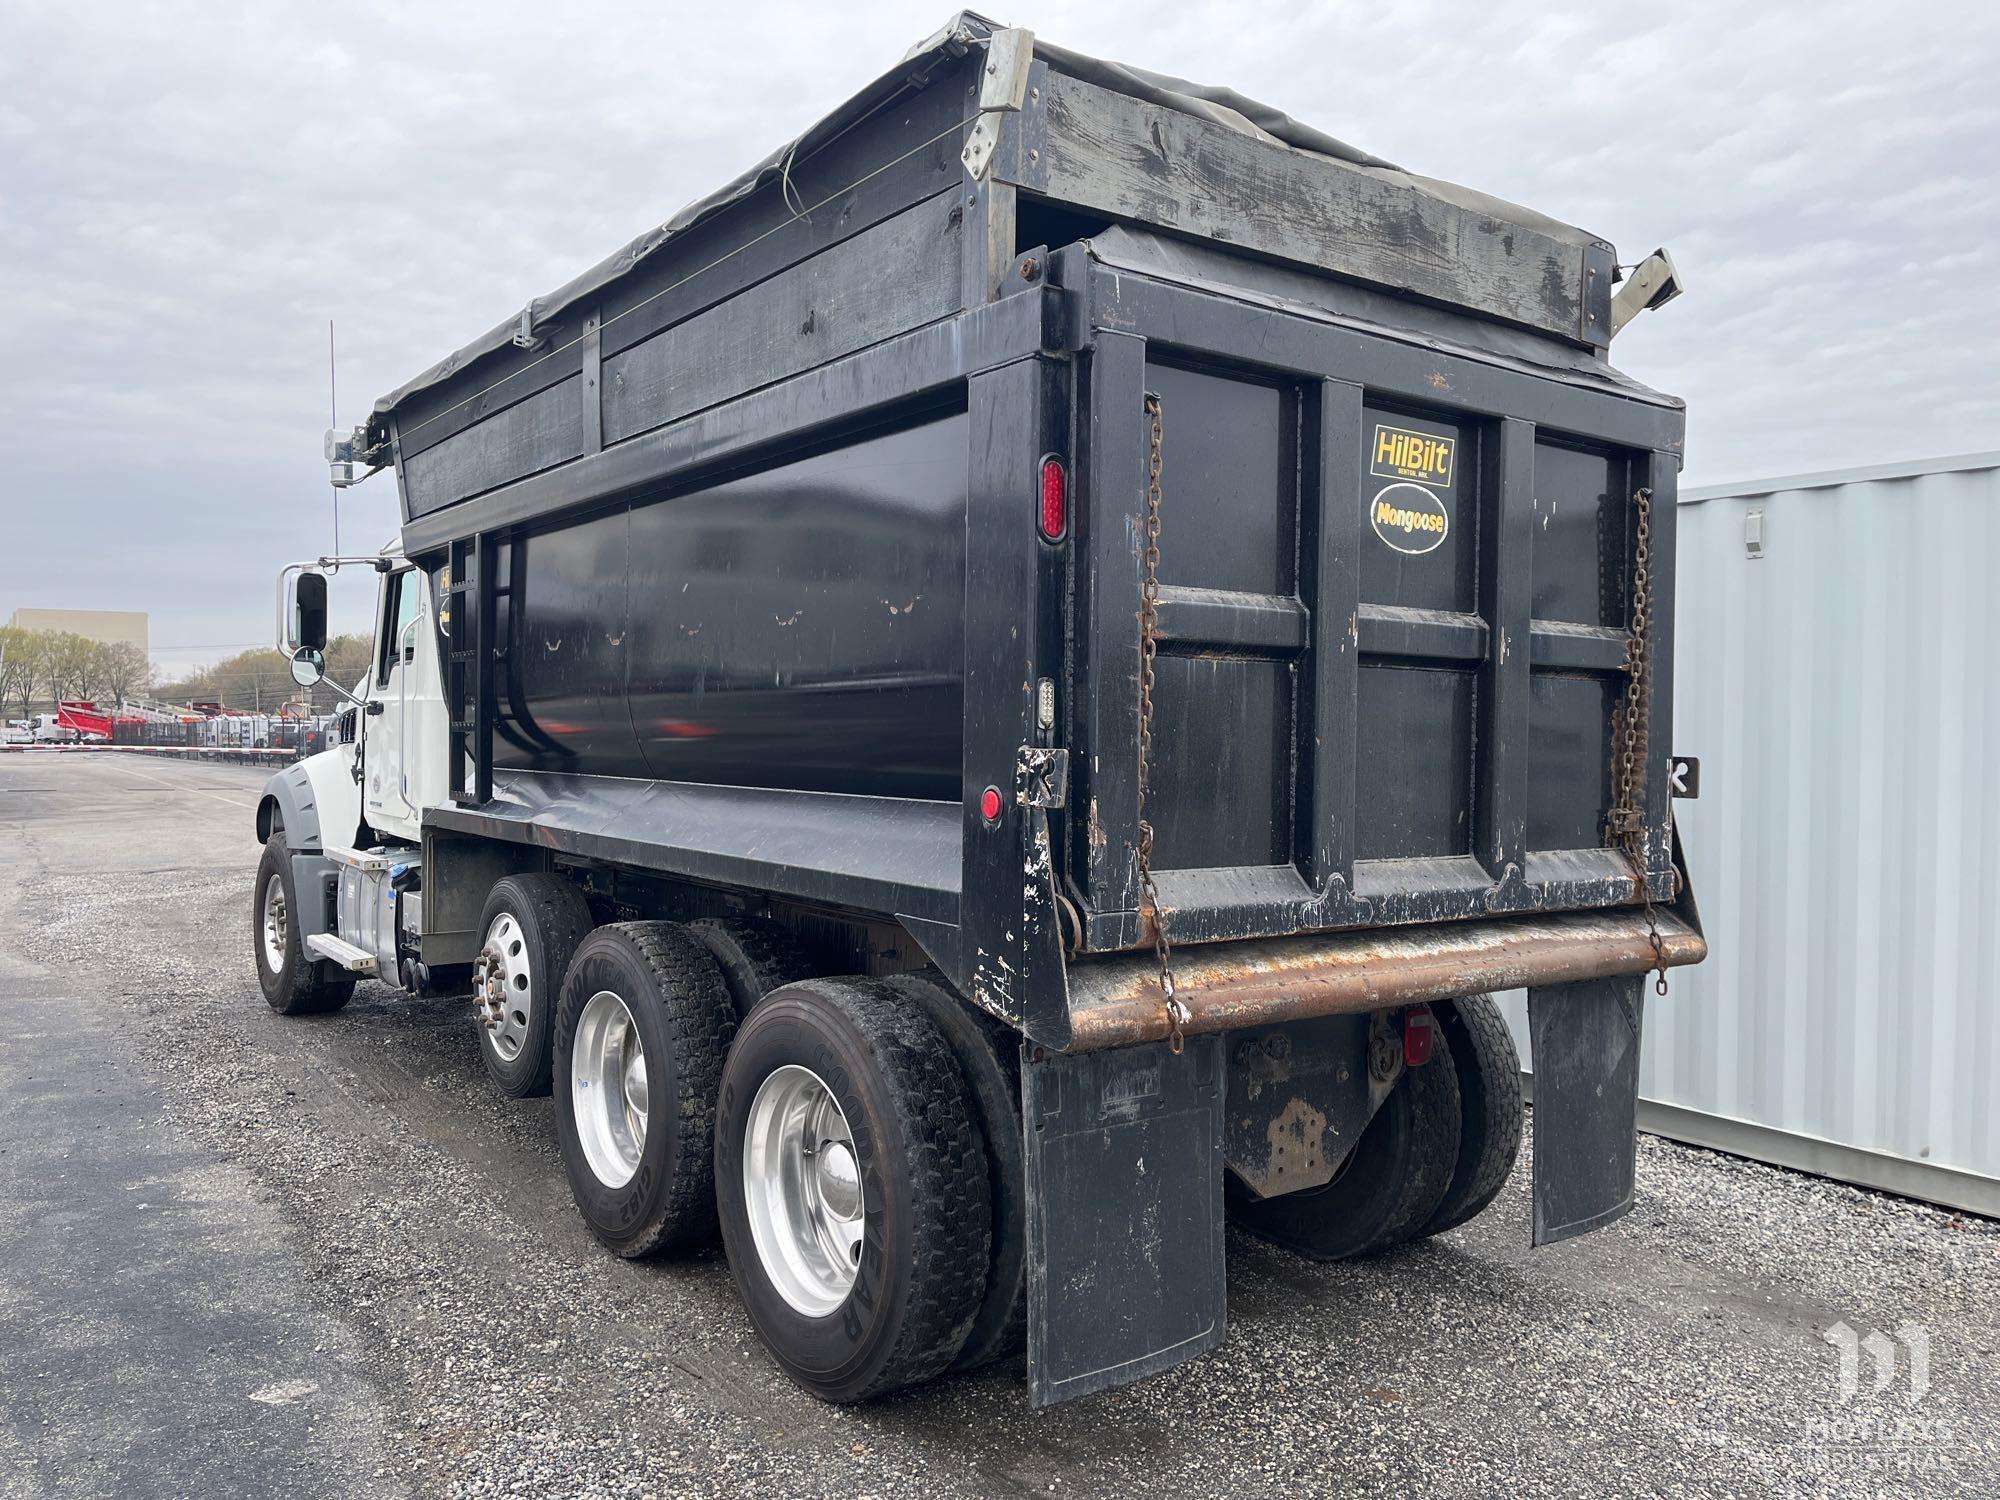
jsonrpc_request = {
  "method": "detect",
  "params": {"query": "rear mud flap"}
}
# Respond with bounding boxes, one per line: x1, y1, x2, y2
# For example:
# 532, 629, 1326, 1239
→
1528, 975, 1645, 1247
1022, 1036, 1226, 1407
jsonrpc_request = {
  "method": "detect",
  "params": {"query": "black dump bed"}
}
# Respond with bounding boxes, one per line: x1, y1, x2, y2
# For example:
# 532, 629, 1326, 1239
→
360, 15, 1694, 1047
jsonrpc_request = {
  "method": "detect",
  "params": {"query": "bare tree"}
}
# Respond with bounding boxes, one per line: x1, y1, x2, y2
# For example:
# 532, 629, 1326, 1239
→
0, 628, 38, 719
101, 641, 150, 703
323, 633, 373, 692
39, 632, 101, 705
3, 629, 51, 717
77, 641, 110, 701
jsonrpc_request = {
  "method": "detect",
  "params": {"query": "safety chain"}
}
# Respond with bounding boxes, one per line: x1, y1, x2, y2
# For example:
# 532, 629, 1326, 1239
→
1608, 485, 1669, 996
1136, 393, 1189, 1053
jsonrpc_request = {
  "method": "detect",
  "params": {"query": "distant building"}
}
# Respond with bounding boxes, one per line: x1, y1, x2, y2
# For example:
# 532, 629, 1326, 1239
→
6, 608, 149, 656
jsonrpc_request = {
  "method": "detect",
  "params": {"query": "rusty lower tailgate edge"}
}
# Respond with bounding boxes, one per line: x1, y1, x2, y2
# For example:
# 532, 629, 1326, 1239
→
1062, 908, 1705, 1052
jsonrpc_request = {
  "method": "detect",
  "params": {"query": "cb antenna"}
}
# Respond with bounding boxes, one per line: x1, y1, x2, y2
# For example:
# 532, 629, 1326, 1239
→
328, 318, 341, 558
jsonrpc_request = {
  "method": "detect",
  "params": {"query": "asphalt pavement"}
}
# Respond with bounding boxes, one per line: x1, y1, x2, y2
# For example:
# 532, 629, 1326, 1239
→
1, 752, 1995, 1498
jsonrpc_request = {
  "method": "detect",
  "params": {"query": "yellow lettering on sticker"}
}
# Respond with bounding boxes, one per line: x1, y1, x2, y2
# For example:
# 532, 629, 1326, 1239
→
1370, 424, 1455, 487
1375, 498, 1444, 534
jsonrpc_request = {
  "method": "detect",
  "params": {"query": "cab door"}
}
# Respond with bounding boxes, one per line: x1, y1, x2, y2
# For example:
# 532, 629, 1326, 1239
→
361, 566, 436, 842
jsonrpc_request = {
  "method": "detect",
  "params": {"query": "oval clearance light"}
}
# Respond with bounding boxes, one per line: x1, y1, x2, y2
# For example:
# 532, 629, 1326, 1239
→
1039, 455, 1067, 541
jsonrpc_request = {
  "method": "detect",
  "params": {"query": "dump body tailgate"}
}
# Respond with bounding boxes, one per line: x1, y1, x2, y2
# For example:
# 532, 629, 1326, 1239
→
1065, 246, 1685, 955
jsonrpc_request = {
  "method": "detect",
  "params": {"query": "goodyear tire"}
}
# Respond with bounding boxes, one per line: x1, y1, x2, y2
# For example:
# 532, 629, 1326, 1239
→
1227, 1016, 1462, 1261
685, 916, 818, 1019
715, 978, 990, 1402
553, 923, 735, 1257
252, 835, 356, 1016
475, 874, 594, 1098
1416, 993, 1524, 1237
882, 973, 1026, 1370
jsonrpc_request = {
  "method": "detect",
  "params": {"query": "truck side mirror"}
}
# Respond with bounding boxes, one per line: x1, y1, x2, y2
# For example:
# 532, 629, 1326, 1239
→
289, 647, 327, 688
294, 572, 329, 653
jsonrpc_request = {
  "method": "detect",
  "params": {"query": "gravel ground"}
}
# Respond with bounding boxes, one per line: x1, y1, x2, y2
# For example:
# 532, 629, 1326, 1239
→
2, 752, 1996, 1498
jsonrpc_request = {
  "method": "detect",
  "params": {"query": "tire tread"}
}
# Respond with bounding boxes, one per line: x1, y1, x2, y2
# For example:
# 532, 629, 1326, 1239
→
719, 976, 991, 1400
685, 917, 818, 1019
1362, 1052, 1462, 1254
1227, 1012, 1462, 1262
881, 973, 1026, 1369
254, 837, 357, 1016
828, 979, 991, 1396
582, 921, 736, 1257
1417, 993, 1524, 1237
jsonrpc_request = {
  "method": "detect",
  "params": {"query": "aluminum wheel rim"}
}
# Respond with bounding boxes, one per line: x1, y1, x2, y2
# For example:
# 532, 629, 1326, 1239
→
571, 990, 648, 1188
481, 912, 535, 1061
742, 1064, 865, 1318
261, 873, 288, 973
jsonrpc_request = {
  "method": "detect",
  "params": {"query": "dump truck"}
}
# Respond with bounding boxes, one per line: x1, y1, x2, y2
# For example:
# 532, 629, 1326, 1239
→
256, 15, 1704, 1408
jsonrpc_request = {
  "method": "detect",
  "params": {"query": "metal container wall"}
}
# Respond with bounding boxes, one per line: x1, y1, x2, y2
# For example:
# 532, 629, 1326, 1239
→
1504, 452, 2000, 1215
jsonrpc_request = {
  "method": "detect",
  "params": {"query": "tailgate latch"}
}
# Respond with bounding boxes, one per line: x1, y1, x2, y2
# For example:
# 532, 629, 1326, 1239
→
1017, 746, 1069, 810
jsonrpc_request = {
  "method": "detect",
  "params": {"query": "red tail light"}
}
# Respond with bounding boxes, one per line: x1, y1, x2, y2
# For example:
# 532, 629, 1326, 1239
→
1403, 1007, 1437, 1067
1039, 455, 1067, 541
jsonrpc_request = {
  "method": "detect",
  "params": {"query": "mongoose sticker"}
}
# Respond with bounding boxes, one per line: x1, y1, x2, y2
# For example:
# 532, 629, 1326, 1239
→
1370, 482, 1450, 555
1369, 422, 1456, 487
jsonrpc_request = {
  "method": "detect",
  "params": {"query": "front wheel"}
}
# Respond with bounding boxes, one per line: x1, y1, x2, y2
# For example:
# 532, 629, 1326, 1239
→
715, 978, 991, 1402
251, 836, 355, 1016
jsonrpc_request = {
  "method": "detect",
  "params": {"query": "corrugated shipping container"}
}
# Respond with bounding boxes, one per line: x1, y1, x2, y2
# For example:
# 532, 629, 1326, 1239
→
1505, 451, 2000, 1216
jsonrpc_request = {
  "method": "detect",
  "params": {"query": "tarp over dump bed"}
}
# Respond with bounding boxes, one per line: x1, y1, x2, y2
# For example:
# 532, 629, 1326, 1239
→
369, 11, 1614, 430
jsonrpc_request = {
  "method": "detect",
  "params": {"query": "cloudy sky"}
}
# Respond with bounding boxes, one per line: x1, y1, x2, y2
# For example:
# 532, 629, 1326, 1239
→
3, 0, 1995, 678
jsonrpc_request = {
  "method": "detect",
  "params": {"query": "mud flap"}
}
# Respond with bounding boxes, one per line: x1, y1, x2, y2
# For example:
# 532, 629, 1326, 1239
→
1022, 1036, 1226, 1407
1528, 974, 1645, 1247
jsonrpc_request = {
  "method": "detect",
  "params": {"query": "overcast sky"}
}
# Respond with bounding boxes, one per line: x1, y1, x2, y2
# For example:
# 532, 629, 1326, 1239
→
3, 0, 1995, 678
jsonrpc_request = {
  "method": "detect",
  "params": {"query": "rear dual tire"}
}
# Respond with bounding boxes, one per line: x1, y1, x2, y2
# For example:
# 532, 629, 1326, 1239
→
686, 916, 818, 1017
1227, 1024, 1464, 1260
882, 974, 1027, 1370
1419, 993, 1524, 1237
1227, 995, 1524, 1259
543, 921, 1011, 1398
715, 979, 992, 1402
476, 875, 594, 1098
552, 923, 737, 1258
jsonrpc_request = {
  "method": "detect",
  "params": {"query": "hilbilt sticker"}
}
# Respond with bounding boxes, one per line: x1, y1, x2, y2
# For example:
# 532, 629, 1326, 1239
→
1369, 422, 1455, 488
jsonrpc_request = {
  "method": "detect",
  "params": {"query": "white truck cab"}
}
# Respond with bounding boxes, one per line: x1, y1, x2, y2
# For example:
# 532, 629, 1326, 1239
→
252, 551, 453, 1009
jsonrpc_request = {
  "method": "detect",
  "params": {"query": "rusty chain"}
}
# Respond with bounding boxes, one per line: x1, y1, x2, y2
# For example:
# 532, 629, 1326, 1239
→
1608, 484, 1669, 996
1136, 393, 1189, 1053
